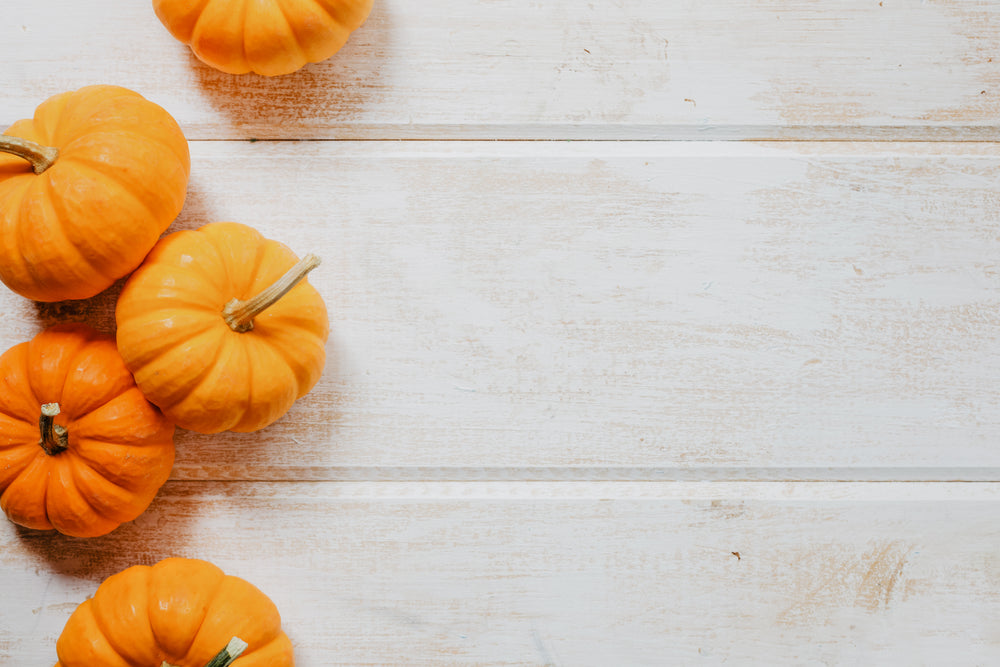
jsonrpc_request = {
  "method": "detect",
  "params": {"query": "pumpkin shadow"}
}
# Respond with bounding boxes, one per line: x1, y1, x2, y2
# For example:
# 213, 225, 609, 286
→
188, 2, 391, 139
165, 173, 221, 233
32, 280, 124, 336
9, 486, 201, 584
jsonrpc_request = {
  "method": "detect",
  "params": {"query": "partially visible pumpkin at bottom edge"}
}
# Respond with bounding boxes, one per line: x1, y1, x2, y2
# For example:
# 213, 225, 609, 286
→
54, 557, 295, 667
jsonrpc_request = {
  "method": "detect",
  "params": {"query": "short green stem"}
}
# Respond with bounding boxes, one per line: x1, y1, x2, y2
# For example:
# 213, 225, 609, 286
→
222, 254, 321, 333
0, 135, 59, 174
161, 636, 248, 667
38, 403, 69, 456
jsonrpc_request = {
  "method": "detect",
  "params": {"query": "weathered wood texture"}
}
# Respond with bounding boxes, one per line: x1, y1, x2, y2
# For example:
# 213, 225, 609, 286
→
3, 483, 998, 666
4, 1, 1000, 139
4, 2, 1000, 664
4, 141, 997, 479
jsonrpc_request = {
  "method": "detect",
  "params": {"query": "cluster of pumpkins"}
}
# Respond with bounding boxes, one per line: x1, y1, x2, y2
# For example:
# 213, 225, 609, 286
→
1, 1, 374, 665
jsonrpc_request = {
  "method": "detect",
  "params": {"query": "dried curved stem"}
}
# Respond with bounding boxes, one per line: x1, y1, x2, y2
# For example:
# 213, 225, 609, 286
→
222, 254, 321, 333
0, 135, 59, 174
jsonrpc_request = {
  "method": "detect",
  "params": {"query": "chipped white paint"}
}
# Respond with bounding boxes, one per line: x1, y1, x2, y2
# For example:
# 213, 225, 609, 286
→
2, 1, 1000, 664
2, 1, 1000, 139
2, 483, 999, 665
8, 141, 997, 477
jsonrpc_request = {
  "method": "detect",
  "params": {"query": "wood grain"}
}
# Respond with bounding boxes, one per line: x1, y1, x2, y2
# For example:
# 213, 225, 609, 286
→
5, 141, 995, 478
4, 3, 1000, 664
3, 482, 998, 665
3, 1, 1000, 139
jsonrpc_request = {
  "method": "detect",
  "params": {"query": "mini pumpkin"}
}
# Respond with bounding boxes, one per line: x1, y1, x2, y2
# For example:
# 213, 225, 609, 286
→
0, 85, 190, 302
153, 0, 374, 76
116, 222, 329, 433
0, 324, 175, 538
55, 557, 295, 666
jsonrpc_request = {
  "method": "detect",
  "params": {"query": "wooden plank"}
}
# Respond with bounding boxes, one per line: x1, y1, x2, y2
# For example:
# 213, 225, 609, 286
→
2, 481, 999, 665
1, 141, 999, 477
3, 1, 1000, 139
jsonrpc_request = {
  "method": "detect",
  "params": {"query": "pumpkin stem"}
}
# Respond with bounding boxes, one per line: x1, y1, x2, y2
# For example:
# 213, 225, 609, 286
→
159, 636, 248, 667
222, 254, 321, 333
38, 403, 69, 456
203, 637, 249, 667
0, 135, 59, 174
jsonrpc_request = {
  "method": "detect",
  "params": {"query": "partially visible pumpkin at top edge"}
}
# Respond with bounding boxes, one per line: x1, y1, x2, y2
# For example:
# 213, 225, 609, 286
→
153, 0, 375, 76
0, 85, 190, 302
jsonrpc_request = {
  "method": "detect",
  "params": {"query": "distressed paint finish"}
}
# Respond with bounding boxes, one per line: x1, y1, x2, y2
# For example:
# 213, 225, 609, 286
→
1, 483, 999, 665
4, 141, 996, 478
3, 1, 1000, 665
2, 1, 1000, 139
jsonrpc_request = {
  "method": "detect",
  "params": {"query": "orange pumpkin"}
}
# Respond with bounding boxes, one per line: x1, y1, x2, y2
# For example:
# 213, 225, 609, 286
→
116, 222, 329, 433
55, 557, 295, 667
0, 85, 190, 302
0, 324, 175, 538
153, 0, 374, 76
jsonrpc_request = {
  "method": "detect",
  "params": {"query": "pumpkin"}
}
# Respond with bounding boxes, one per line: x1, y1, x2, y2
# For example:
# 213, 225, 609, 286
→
0, 85, 190, 302
115, 222, 329, 433
55, 557, 295, 667
0, 324, 175, 538
152, 0, 374, 76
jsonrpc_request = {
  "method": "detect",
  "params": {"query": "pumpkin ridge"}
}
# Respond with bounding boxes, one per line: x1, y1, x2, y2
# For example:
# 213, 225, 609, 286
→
149, 560, 229, 661
183, 576, 282, 663
117, 310, 220, 365
87, 569, 156, 666
35, 173, 121, 287
51, 156, 168, 265
141, 329, 232, 413
58, 338, 134, 420
313, 0, 371, 31
42, 170, 121, 282
257, 328, 325, 399
70, 437, 172, 492
13, 177, 59, 292
0, 442, 38, 490
117, 311, 221, 372
27, 326, 95, 408
0, 342, 41, 421
268, 0, 311, 67
200, 222, 265, 298
156, 333, 248, 431
20, 451, 54, 529
238, 0, 254, 82
51, 87, 148, 146
309, 0, 343, 26
232, 338, 295, 432
45, 457, 120, 536
0, 456, 54, 530
31, 90, 79, 148
155, 0, 215, 43
193, 225, 246, 298
0, 178, 36, 294
65, 452, 152, 529
61, 126, 191, 185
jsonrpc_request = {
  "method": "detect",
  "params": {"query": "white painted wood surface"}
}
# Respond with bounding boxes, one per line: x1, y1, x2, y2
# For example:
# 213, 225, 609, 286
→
4, 141, 997, 478
2, 1, 1000, 665
3, 1, 1000, 139
3, 483, 1000, 665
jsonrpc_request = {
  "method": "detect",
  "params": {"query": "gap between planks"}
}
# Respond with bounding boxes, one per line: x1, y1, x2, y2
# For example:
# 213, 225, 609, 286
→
168, 466, 1000, 483
180, 126, 1000, 142
157, 480, 1000, 501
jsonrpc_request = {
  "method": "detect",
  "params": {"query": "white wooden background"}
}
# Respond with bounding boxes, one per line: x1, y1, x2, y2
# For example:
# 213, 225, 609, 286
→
2, 1, 1000, 665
